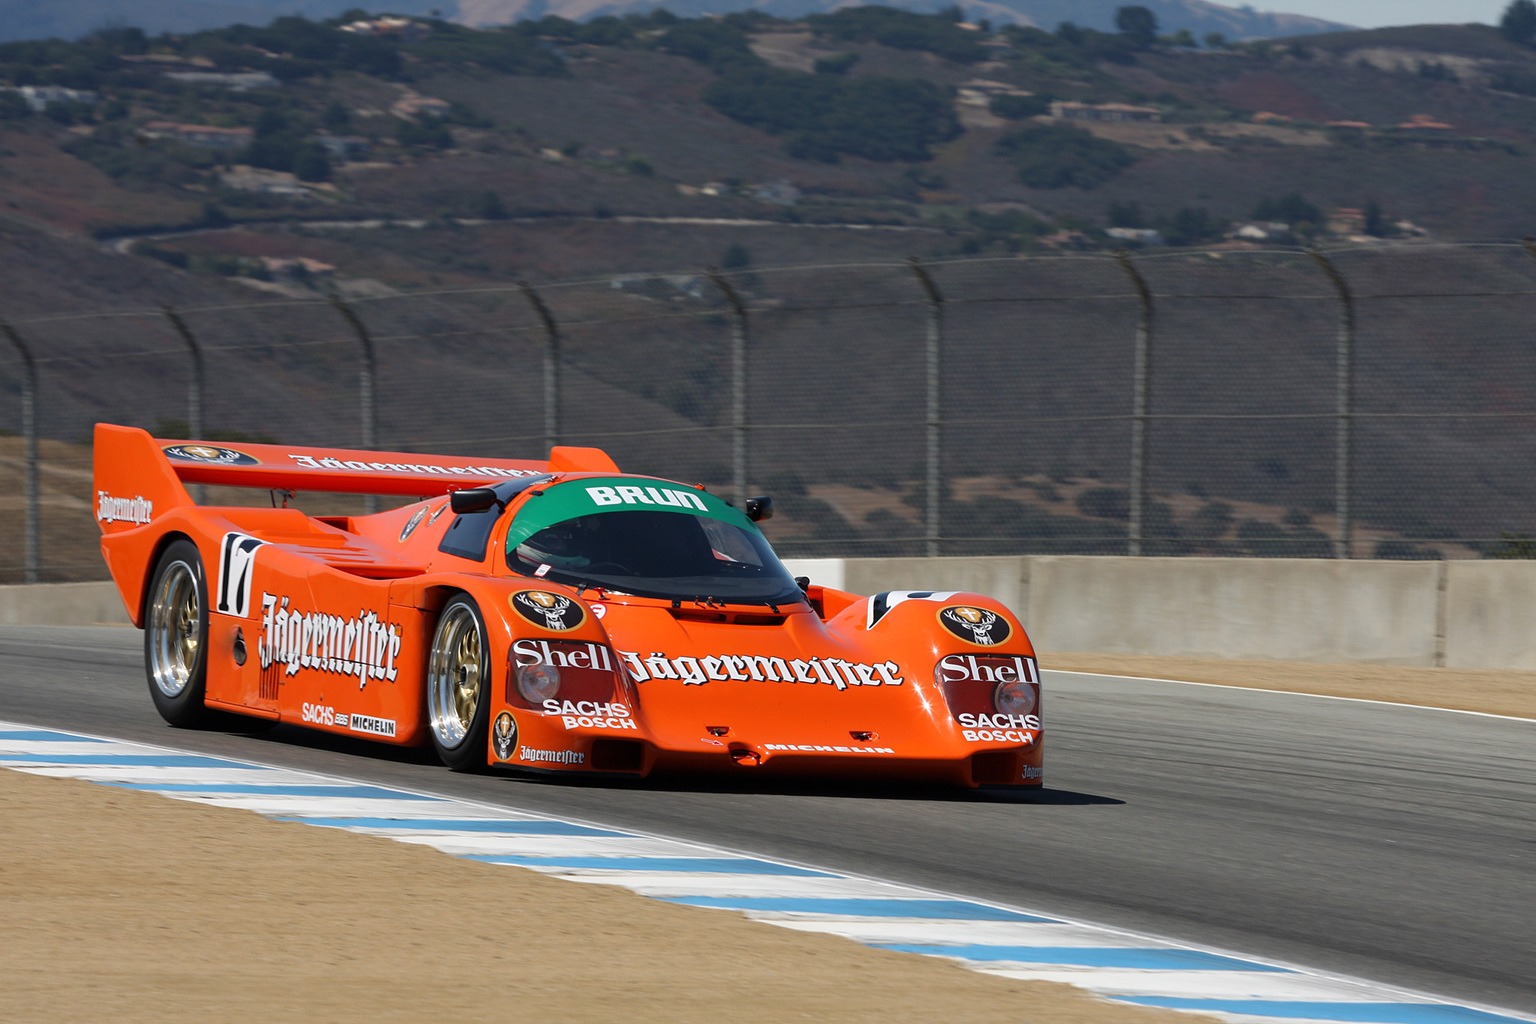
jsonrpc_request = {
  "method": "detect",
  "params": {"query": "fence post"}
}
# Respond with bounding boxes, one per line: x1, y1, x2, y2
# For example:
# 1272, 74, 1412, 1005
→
329, 296, 379, 514
707, 269, 749, 510
1, 319, 39, 584
1309, 248, 1354, 560
1116, 251, 1153, 557
519, 282, 561, 456
163, 306, 205, 504
908, 257, 944, 558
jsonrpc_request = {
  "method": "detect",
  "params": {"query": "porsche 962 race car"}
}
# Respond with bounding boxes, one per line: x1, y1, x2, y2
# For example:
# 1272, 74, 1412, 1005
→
93, 424, 1043, 787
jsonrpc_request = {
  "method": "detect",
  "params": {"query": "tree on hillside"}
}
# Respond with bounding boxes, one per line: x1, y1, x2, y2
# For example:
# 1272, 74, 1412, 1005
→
1500, 0, 1536, 44
1115, 6, 1158, 48
1364, 201, 1386, 237
996, 124, 1134, 189
1253, 193, 1321, 231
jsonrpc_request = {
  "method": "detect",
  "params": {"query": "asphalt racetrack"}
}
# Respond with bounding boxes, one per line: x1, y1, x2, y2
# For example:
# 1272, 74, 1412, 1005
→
3, 624, 1532, 1016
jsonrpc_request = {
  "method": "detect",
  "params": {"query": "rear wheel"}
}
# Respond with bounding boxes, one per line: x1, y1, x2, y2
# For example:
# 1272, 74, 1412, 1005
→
427, 594, 492, 772
144, 539, 213, 728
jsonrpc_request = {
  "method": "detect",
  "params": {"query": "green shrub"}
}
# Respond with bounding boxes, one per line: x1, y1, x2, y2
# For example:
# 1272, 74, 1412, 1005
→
995, 124, 1134, 189
1076, 486, 1129, 519
1485, 531, 1536, 558
705, 67, 959, 163
989, 93, 1049, 119
396, 118, 453, 149
0, 90, 30, 120
1115, 5, 1158, 48
137, 243, 189, 268
814, 52, 859, 75
480, 191, 509, 219
1157, 206, 1224, 246
655, 18, 758, 70
807, 7, 987, 63
1185, 501, 1233, 539
1252, 193, 1321, 229
293, 144, 331, 182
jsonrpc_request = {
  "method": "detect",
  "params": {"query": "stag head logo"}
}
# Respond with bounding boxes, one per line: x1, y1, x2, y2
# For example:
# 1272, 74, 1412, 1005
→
939, 605, 1011, 646
511, 590, 585, 631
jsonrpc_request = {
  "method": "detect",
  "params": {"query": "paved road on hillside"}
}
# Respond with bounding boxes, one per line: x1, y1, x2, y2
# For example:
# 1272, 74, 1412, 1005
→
3, 624, 1533, 1015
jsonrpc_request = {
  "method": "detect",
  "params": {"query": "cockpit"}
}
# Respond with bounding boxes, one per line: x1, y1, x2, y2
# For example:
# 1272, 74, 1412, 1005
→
439, 474, 801, 606
508, 477, 801, 605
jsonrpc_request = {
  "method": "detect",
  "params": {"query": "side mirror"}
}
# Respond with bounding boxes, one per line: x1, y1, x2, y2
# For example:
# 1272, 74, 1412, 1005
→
450, 488, 500, 514
745, 495, 774, 522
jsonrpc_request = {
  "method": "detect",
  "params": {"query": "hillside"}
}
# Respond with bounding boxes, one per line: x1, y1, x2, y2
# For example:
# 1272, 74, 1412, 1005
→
0, 0, 1351, 46
5, 9, 1536, 568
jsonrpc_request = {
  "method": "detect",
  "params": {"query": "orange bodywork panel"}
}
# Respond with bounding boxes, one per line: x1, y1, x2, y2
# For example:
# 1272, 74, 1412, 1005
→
94, 424, 1043, 787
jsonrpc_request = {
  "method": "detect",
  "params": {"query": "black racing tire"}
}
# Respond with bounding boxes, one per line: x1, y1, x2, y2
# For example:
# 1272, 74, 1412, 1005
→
426, 593, 493, 772
143, 538, 214, 728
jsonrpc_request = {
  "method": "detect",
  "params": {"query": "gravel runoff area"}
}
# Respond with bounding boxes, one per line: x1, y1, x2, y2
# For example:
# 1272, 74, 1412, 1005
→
0, 768, 1218, 1024
1043, 654, 1536, 720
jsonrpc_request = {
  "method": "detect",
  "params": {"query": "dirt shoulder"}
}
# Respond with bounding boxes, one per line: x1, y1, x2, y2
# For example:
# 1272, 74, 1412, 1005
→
0, 768, 1216, 1024
1042, 653, 1536, 720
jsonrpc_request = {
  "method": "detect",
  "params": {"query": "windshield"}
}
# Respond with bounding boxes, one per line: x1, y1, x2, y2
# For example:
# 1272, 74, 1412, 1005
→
505, 477, 803, 605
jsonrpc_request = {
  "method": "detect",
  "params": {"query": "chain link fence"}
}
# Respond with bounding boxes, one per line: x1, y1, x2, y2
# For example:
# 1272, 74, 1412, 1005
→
5, 242, 1536, 583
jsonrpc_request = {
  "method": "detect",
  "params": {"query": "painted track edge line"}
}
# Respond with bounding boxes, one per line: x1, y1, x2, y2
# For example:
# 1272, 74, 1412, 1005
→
1045, 670, 1536, 724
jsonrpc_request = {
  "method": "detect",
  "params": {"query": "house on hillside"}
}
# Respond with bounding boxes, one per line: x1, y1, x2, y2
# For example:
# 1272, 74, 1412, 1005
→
391, 92, 451, 120
750, 180, 801, 205
164, 71, 279, 91
1231, 222, 1293, 242
341, 16, 431, 41
1051, 101, 1160, 123
1328, 208, 1366, 235
13, 85, 99, 111
315, 134, 371, 159
1107, 227, 1165, 246
221, 168, 310, 196
957, 79, 1033, 108
260, 256, 336, 280
1398, 114, 1453, 131
140, 121, 253, 150
120, 53, 216, 68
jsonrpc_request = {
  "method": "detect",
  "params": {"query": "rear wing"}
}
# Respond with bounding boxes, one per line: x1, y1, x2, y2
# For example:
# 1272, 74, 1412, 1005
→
93, 423, 618, 532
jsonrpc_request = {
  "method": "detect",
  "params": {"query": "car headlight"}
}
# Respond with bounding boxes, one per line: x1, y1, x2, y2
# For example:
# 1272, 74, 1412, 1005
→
516, 662, 561, 703
994, 678, 1037, 716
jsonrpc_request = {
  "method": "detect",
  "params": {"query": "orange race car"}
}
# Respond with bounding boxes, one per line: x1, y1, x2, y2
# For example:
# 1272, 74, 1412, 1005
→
93, 424, 1042, 787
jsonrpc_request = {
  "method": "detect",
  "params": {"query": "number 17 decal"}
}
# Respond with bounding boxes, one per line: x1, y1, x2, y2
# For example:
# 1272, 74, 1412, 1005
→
217, 532, 266, 617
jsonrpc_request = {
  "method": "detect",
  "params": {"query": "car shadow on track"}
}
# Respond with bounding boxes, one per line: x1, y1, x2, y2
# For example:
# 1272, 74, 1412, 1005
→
234, 725, 1124, 806
511, 770, 1125, 806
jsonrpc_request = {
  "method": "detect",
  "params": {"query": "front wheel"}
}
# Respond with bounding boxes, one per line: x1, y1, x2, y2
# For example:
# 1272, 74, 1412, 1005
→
427, 594, 492, 772
144, 538, 213, 727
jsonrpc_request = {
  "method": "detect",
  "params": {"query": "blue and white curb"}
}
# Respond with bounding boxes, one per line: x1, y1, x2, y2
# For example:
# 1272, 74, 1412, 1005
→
2, 720, 1530, 1024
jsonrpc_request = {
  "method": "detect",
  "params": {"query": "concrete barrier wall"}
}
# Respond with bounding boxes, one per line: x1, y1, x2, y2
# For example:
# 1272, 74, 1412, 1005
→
0, 582, 131, 626
14, 558, 1536, 669
1024, 556, 1442, 666
785, 556, 1536, 670
1443, 561, 1536, 670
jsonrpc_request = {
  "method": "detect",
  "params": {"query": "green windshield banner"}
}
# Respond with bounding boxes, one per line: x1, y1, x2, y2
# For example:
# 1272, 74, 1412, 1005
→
505, 477, 757, 551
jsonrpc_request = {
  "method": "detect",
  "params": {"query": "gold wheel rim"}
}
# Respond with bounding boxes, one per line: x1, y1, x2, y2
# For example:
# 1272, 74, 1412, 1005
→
429, 602, 483, 750
149, 560, 200, 698
450, 620, 481, 731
